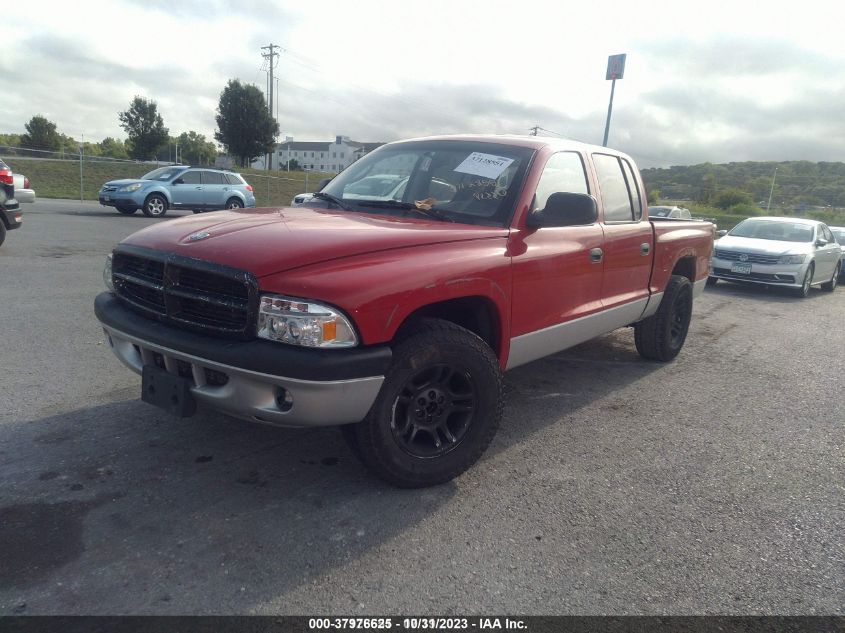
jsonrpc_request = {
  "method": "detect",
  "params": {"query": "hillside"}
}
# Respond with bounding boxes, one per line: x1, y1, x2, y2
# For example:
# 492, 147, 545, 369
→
641, 160, 845, 209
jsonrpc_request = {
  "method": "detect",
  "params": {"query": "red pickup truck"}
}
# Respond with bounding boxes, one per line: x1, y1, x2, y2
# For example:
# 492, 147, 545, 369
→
95, 135, 713, 487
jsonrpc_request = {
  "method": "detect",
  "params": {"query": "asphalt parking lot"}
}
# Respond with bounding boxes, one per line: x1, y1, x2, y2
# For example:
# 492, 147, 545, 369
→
1, 199, 843, 615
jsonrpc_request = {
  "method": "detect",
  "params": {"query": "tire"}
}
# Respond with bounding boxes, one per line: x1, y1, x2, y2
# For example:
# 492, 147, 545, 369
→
225, 197, 244, 210
795, 264, 814, 298
116, 206, 137, 215
705, 276, 718, 287
0, 222, 6, 248
142, 194, 168, 217
192, 209, 204, 214
634, 275, 693, 362
345, 318, 503, 488
821, 262, 839, 292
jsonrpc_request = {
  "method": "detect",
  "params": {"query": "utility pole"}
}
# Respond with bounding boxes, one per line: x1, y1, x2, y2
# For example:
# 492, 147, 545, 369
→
529, 125, 539, 136
766, 167, 778, 213
79, 133, 84, 203
261, 43, 280, 171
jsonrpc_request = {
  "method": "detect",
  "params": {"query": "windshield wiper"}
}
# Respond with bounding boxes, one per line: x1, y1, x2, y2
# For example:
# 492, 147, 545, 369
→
311, 191, 354, 211
356, 199, 455, 223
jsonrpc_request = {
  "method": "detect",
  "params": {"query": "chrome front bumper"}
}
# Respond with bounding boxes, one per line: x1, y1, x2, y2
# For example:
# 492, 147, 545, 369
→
103, 325, 384, 428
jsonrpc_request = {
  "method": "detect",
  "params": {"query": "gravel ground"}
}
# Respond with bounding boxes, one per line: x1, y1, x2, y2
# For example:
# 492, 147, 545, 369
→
0, 199, 842, 615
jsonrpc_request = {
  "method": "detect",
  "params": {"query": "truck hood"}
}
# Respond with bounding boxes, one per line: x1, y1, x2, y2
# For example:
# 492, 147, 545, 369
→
120, 206, 509, 278
715, 235, 814, 256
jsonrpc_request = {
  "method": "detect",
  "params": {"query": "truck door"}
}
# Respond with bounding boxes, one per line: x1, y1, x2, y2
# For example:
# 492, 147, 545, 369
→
591, 153, 653, 311
508, 151, 605, 367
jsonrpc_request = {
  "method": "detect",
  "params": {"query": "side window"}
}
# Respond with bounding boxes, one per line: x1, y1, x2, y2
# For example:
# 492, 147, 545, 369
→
592, 154, 635, 222
202, 171, 226, 185
225, 173, 243, 185
621, 159, 642, 220
180, 171, 202, 185
532, 151, 588, 211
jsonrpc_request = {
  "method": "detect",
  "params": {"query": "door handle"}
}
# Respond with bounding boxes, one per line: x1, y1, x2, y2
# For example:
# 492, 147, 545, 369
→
641, 242, 651, 255
589, 247, 603, 263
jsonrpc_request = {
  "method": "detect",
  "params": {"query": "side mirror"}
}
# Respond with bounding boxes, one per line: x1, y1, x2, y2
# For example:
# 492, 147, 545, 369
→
526, 192, 598, 228
172, 178, 184, 185
716, 229, 728, 238
815, 238, 829, 247
317, 178, 332, 192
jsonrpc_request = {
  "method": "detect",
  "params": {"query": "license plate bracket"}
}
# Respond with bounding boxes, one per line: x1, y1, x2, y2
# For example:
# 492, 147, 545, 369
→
731, 262, 752, 274
141, 365, 196, 417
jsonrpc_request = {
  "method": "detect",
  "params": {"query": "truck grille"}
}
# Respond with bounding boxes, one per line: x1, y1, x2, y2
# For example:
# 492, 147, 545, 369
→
112, 246, 258, 339
713, 249, 780, 265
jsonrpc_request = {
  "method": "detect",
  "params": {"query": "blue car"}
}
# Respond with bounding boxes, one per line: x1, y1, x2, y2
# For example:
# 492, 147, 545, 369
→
830, 226, 845, 278
99, 166, 256, 217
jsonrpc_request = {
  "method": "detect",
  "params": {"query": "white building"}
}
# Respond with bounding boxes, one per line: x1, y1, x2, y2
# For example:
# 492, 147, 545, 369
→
271, 135, 384, 173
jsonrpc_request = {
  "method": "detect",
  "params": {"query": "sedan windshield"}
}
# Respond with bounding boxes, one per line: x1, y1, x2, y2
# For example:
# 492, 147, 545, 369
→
729, 219, 815, 243
318, 140, 534, 226
142, 167, 185, 181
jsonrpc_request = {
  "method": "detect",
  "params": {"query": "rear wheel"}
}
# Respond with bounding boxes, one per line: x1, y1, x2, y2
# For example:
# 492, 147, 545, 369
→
821, 262, 839, 292
226, 197, 244, 210
634, 275, 693, 362
142, 194, 168, 217
116, 206, 137, 215
345, 319, 503, 488
0, 223, 6, 247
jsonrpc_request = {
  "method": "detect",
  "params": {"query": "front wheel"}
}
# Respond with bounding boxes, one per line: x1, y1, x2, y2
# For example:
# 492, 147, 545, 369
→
795, 264, 814, 298
142, 194, 168, 217
345, 319, 503, 488
634, 275, 693, 362
821, 262, 839, 292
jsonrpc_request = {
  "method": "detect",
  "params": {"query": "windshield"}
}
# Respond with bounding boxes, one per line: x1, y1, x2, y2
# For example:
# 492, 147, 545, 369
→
317, 140, 535, 226
831, 228, 845, 244
142, 167, 185, 181
650, 206, 672, 217
729, 219, 815, 243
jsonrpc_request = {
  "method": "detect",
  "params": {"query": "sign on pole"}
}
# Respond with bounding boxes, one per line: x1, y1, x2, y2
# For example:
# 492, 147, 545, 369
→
603, 53, 626, 146
606, 53, 626, 80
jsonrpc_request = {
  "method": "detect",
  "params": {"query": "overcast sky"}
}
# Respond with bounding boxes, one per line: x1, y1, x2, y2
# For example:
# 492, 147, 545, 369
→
5, 0, 845, 167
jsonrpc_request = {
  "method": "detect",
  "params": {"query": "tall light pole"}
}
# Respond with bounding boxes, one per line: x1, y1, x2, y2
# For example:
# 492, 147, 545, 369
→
766, 167, 778, 213
602, 54, 626, 147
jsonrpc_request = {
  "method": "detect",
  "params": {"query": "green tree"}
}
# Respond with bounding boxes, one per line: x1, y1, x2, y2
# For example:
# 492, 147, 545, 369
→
176, 131, 218, 165
21, 115, 62, 152
712, 187, 754, 210
215, 79, 279, 166
646, 188, 659, 205
99, 137, 130, 160
119, 96, 169, 160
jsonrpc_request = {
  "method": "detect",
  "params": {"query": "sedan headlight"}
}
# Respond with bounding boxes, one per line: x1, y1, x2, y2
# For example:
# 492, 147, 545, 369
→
257, 294, 357, 348
103, 254, 114, 292
118, 183, 143, 192
777, 254, 806, 264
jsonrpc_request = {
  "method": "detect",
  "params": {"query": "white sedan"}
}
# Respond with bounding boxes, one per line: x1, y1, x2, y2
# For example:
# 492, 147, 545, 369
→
708, 216, 841, 297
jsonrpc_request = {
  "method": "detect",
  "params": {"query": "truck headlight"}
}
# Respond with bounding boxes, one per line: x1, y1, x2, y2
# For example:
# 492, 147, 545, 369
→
118, 183, 143, 192
257, 294, 358, 348
103, 253, 114, 292
777, 254, 805, 264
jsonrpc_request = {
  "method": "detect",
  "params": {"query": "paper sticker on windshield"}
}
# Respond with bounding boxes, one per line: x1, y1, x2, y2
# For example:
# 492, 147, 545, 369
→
453, 152, 514, 179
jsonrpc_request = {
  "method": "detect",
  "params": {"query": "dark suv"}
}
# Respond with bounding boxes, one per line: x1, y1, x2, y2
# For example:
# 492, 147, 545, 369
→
0, 158, 22, 247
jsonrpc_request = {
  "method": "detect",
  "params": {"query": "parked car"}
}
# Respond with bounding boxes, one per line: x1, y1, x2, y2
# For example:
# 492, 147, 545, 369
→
649, 205, 692, 219
13, 173, 35, 204
0, 158, 22, 248
291, 192, 314, 206
708, 216, 841, 296
99, 166, 256, 217
829, 226, 845, 278
95, 134, 714, 487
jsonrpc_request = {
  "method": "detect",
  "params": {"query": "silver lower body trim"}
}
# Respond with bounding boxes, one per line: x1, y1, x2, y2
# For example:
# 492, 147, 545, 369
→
103, 325, 384, 428
506, 298, 649, 370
